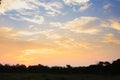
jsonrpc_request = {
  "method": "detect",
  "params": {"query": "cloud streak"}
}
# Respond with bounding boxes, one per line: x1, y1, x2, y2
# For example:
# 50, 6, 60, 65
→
0, 0, 63, 25
103, 33, 120, 45
102, 19, 120, 31
50, 16, 100, 34
63, 0, 91, 11
63, 0, 90, 5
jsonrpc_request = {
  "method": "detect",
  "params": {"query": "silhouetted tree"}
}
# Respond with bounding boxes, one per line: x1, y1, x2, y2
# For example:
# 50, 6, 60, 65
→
0, 0, 1, 4
66, 65, 72, 68
104, 61, 111, 66
0, 59, 120, 74
110, 59, 120, 74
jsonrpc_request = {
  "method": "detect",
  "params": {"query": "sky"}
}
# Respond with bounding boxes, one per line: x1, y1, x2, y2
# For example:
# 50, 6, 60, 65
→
0, 0, 120, 66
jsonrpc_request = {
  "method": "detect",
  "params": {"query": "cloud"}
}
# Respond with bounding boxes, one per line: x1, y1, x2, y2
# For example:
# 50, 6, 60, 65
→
103, 33, 120, 45
54, 37, 93, 49
24, 0, 63, 16
0, 26, 56, 52
38, 1, 63, 16
0, 0, 63, 25
8, 15, 45, 25
63, 0, 90, 5
50, 22, 62, 28
21, 15, 44, 24
0, 19, 101, 53
8, 13, 45, 24
39, 30, 96, 49
42, 30, 61, 40
50, 16, 101, 34
0, 0, 45, 24
0, 26, 41, 41
0, 0, 34, 14
102, 19, 120, 31
0, 26, 20, 39
63, 0, 91, 12
0, 26, 61, 43
79, 3, 92, 12
103, 3, 111, 10
0, 26, 59, 65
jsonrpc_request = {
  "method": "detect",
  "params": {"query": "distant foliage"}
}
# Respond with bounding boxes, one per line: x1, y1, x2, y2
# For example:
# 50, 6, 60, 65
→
0, 0, 1, 4
0, 59, 120, 74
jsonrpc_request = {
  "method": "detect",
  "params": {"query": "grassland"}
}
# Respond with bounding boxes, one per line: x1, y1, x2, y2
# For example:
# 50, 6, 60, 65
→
0, 73, 120, 80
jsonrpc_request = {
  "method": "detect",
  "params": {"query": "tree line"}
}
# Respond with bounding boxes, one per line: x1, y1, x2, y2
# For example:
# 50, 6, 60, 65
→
0, 59, 120, 74
0, 0, 1, 4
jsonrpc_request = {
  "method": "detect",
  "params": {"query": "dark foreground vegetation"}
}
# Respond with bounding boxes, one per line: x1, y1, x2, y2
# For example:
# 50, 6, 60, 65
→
0, 59, 120, 75
0, 59, 120, 74
0, 73, 120, 80
0, 59, 120, 80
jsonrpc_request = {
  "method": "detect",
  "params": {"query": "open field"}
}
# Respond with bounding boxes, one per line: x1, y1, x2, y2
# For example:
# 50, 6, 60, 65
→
0, 73, 120, 80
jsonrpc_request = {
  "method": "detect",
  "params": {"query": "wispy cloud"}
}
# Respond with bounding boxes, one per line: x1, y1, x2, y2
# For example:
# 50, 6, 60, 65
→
0, 0, 34, 14
0, 0, 63, 25
79, 3, 92, 12
63, 0, 90, 5
63, 0, 91, 12
103, 3, 111, 10
50, 16, 101, 34
0, 26, 19, 39
21, 15, 44, 24
103, 33, 120, 45
0, 25, 100, 51
0, 26, 56, 51
102, 19, 120, 31
32, 1, 63, 16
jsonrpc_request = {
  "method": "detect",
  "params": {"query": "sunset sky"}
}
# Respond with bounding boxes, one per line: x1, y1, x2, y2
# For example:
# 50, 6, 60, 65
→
0, 0, 120, 66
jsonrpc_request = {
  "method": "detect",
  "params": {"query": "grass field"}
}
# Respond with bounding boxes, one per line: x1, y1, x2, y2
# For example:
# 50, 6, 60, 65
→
0, 73, 120, 80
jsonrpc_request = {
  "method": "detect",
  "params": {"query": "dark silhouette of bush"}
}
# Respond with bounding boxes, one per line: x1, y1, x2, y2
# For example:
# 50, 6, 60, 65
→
0, 59, 120, 75
0, 0, 1, 4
